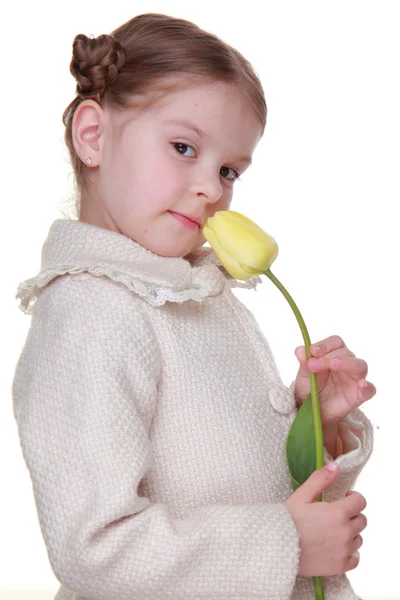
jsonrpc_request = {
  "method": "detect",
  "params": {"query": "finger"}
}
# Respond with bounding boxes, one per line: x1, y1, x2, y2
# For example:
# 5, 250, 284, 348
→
308, 356, 368, 380
310, 335, 348, 357
357, 379, 377, 402
324, 347, 357, 359
350, 514, 368, 536
294, 346, 309, 365
346, 551, 360, 572
352, 534, 363, 552
289, 462, 341, 504
297, 345, 356, 366
342, 492, 367, 518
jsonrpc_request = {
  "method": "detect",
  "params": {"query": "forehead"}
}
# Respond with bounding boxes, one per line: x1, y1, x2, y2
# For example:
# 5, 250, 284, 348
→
112, 77, 262, 151
155, 80, 262, 147
155, 80, 250, 123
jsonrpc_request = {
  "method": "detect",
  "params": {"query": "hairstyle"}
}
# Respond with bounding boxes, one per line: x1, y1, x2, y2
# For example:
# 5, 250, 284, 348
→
63, 13, 267, 212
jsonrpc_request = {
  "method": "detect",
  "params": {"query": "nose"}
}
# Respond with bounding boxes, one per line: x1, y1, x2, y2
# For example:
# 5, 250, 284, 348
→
191, 166, 223, 204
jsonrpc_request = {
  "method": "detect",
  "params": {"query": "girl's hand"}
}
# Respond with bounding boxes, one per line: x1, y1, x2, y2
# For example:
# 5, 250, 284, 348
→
293, 335, 376, 427
284, 462, 367, 576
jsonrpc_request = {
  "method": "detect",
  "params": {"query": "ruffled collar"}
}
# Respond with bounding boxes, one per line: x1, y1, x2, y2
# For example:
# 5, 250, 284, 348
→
16, 219, 262, 313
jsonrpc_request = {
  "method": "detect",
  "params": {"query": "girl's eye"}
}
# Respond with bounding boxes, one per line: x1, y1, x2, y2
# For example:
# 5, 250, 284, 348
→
173, 142, 196, 157
220, 166, 240, 182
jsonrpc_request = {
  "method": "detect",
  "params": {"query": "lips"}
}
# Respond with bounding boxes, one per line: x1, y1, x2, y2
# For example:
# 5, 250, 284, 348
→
169, 211, 202, 227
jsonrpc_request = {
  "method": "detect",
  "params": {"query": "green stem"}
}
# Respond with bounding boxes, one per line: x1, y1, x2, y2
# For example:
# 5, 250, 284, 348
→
264, 269, 325, 600
313, 576, 325, 598
264, 269, 324, 471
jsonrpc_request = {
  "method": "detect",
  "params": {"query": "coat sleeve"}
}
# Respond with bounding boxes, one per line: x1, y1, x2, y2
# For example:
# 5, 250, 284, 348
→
287, 381, 374, 502
12, 274, 301, 600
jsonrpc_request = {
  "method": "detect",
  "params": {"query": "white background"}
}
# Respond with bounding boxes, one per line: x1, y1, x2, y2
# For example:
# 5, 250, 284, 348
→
2, 1, 399, 598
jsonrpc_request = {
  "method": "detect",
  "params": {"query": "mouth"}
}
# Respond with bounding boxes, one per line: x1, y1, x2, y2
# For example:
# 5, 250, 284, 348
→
168, 211, 202, 229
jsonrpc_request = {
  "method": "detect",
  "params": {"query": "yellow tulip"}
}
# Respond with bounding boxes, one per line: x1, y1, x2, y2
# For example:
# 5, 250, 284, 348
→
203, 211, 278, 280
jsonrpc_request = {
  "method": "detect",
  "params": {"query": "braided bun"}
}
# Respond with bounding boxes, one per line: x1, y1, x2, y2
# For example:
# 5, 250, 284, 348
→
70, 33, 126, 100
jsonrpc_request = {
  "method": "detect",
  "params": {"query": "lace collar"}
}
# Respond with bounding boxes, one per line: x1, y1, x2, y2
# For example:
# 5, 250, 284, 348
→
16, 219, 262, 313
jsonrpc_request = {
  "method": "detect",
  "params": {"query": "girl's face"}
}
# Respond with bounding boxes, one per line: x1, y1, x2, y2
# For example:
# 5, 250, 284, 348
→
80, 80, 263, 257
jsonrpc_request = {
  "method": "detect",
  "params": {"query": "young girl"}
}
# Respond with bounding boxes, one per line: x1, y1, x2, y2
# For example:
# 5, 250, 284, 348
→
12, 13, 375, 600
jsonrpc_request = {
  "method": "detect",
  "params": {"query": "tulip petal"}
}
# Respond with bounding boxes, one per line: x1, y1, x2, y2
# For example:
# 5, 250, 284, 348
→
203, 225, 256, 280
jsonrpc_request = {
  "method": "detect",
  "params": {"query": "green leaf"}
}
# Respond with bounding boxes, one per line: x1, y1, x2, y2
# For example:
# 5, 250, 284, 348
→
286, 394, 317, 490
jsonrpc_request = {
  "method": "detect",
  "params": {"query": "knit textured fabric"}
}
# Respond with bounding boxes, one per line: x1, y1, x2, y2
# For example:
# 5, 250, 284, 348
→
12, 219, 373, 600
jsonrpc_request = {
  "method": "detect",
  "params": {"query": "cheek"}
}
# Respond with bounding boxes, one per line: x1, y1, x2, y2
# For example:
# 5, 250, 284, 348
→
154, 154, 185, 187
100, 145, 134, 199
222, 195, 233, 209
146, 157, 187, 209
213, 193, 233, 214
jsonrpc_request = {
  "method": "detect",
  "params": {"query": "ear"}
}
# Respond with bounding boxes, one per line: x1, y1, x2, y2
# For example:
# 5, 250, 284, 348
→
71, 99, 105, 167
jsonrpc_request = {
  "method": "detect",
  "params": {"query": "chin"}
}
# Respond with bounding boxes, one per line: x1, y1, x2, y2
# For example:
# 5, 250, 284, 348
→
162, 235, 206, 257
148, 242, 193, 258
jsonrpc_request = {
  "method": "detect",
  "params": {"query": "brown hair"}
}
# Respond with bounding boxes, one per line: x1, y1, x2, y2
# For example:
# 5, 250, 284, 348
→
63, 13, 267, 212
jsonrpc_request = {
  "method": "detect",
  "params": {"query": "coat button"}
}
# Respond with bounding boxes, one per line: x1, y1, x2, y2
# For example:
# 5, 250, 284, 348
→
268, 384, 297, 415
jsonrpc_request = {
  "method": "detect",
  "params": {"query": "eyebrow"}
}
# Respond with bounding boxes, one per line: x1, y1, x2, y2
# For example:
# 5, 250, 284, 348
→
164, 118, 252, 166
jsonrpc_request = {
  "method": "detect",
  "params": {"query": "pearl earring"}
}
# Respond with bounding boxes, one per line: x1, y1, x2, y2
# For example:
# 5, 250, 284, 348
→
85, 158, 92, 167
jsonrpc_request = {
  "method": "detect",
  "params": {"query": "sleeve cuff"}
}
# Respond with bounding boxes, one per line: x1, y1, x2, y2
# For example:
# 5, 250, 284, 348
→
323, 407, 374, 501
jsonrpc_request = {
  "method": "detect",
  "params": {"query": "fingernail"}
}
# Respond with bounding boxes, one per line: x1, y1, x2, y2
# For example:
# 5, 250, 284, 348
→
312, 345, 321, 355
325, 461, 339, 472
